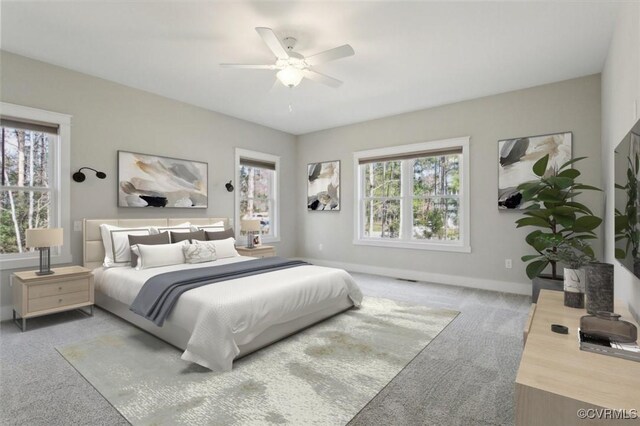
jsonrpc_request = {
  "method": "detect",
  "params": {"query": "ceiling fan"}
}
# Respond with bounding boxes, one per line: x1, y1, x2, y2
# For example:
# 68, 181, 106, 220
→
220, 27, 355, 89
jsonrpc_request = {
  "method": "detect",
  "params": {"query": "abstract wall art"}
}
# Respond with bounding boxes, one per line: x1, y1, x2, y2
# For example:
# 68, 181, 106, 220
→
118, 151, 208, 208
307, 160, 340, 211
498, 132, 572, 209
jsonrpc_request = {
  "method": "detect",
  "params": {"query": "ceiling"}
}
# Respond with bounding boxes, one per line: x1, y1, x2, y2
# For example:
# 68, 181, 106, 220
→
1, 1, 619, 135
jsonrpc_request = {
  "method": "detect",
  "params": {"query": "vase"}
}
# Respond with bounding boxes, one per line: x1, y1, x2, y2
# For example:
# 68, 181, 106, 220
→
584, 263, 614, 315
563, 268, 585, 308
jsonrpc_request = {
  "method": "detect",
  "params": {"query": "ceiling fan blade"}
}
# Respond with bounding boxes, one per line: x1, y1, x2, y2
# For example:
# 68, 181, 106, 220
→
220, 64, 276, 70
305, 44, 354, 66
255, 27, 290, 60
303, 69, 343, 88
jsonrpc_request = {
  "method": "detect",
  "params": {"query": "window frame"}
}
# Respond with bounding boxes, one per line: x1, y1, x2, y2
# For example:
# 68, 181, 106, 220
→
353, 136, 471, 253
234, 148, 280, 244
0, 102, 72, 268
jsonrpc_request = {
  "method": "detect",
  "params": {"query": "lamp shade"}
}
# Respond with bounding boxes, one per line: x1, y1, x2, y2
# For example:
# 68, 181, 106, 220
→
240, 219, 261, 233
26, 228, 63, 248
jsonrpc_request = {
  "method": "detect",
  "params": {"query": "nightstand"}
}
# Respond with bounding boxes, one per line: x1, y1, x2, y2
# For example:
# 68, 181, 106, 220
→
236, 245, 276, 258
12, 265, 94, 331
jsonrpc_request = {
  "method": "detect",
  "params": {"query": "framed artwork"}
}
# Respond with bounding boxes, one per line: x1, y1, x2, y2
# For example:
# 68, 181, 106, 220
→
498, 132, 572, 209
118, 150, 208, 208
307, 160, 340, 211
252, 234, 262, 247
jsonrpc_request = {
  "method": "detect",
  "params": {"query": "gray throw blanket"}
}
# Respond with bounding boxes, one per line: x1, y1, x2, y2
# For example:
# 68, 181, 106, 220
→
130, 257, 309, 326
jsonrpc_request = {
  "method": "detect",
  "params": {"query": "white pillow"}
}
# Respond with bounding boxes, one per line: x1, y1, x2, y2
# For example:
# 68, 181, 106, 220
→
150, 222, 191, 235
190, 221, 225, 232
199, 237, 238, 259
183, 241, 217, 264
131, 241, 187, 270
100, 224, 151, 268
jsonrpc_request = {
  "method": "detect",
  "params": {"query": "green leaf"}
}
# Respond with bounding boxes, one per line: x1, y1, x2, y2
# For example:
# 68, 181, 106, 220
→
557, 169, 580, 179
533, 155, 549, 177
615, 215, 629, 232
565, 201, 593, 215
521, 254, 542, 262
526, 260, 549, 279
615, 248, 627, 259
572, 184, 601, 191
525, 230, 543, 246
537, 188, 563, 203
572, 215, 603, 232
615, 183, 627, 190
559, 156, 587, 170
516, 217, 551, 228
523, 210, 552, 220
546, 176, 574, 189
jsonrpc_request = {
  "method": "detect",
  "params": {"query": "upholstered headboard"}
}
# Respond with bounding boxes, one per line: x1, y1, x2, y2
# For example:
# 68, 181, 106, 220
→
83, 217, 231, 270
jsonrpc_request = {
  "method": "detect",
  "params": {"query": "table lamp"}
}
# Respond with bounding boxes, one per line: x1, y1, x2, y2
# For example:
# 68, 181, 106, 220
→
26, 228, 63, 275
240, 219, 261, 249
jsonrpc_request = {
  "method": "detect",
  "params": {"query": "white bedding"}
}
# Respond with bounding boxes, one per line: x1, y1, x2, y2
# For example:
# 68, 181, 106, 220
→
94, 256, 363, 371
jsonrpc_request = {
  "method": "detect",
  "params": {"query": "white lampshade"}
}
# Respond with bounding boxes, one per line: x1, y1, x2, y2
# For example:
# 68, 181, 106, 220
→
277, 66, 304, 88
26, 228, 63, 248
240, 219, 261, 233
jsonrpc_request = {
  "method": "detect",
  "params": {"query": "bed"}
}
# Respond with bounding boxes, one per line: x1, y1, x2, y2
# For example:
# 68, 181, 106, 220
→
84, 218, 362, 371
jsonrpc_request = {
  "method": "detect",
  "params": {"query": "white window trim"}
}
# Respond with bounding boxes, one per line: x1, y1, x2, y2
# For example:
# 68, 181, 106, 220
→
353, 136, 471, 253
234, 148, 280, 244
0, 102, 72, 268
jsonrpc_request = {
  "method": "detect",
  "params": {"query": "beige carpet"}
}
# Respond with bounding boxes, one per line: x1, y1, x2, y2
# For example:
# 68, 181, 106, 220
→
57, 297, 458, 425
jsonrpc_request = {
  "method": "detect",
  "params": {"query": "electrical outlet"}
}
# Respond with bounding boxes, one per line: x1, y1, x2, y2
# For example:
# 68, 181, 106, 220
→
73, 221, 82, 232
318, 243, 323, 251
505, 259, 512, 269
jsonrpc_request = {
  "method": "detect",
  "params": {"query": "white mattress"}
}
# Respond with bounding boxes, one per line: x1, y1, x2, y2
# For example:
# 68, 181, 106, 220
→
94, 257, 363, 371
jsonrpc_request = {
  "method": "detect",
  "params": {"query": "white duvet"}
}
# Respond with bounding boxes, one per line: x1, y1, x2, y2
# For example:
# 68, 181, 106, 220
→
94, 256, 363, 371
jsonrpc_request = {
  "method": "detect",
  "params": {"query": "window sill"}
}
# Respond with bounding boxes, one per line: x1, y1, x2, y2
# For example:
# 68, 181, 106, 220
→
0, 253, 73, 271
352, 239, 471, 253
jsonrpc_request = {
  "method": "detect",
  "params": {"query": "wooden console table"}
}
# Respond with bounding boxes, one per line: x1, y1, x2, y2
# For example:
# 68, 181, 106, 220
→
516, 290, 640, 425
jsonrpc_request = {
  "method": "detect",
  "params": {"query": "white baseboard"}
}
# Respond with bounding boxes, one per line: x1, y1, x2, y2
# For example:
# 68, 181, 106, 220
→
298, 257, 531, 296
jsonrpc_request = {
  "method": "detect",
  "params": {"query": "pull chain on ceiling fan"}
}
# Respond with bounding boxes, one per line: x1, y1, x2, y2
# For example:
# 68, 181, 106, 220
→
220, 27, 355, 88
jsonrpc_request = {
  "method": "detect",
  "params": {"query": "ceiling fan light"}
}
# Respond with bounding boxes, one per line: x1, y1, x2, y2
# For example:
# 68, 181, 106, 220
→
277, 66, 304, 87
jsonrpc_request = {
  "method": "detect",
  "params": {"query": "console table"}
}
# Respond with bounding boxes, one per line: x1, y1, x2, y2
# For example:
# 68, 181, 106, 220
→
516, 290, 640, 425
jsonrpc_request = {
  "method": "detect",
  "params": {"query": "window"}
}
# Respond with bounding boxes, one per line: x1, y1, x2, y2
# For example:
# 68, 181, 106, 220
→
0, 103, 71, 268
235, 148, 279, 243
354, 137, 470, 252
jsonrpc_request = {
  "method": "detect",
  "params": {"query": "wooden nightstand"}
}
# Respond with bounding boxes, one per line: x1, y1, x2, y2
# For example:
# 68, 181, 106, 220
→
12, 265, 94, 331
236, 245, 276, 258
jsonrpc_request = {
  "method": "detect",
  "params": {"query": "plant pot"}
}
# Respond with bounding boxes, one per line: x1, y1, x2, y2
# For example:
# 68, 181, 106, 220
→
584, 262, 614, 315
532, 274, 563, 303
563, 268, 585, 308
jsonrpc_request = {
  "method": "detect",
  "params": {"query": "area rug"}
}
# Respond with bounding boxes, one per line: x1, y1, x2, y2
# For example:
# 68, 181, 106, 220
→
57, 297, 458, 425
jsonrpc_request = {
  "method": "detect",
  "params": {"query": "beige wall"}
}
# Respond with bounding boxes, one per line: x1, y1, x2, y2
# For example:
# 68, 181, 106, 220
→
602, 3, 640, 318
296, 75, 603, 294
0, 51, 297, 318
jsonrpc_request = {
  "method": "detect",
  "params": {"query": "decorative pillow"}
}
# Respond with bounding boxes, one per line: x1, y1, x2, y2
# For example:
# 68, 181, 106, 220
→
205, 228, 235, 241
183, 241, 217, 264
150, 222, 191, 235
190, 221, 225, 233
128, 232, 170, 267
171, 230, 206, 243
130, 241, 187, 270
100, 224, 151, 268
201, 237, 238, 259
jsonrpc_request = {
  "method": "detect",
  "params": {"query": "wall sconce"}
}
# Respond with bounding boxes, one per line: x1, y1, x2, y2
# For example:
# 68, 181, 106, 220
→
73, 167, 107, 183
225, 180, 234, 192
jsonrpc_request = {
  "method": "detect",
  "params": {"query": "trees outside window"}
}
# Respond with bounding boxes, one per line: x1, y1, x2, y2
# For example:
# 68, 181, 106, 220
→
235, 149, 279, 243
355, 137, 470, 252
1, 126, 53, 254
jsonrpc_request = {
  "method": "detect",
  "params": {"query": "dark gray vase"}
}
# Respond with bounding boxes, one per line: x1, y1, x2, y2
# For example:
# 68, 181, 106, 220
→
584, 263, 614, 314
532, 275, 563, 303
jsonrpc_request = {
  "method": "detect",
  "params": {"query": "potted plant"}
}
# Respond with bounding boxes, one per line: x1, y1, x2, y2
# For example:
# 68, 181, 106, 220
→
515, 154, 602, 302
547, 239, 594, 308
